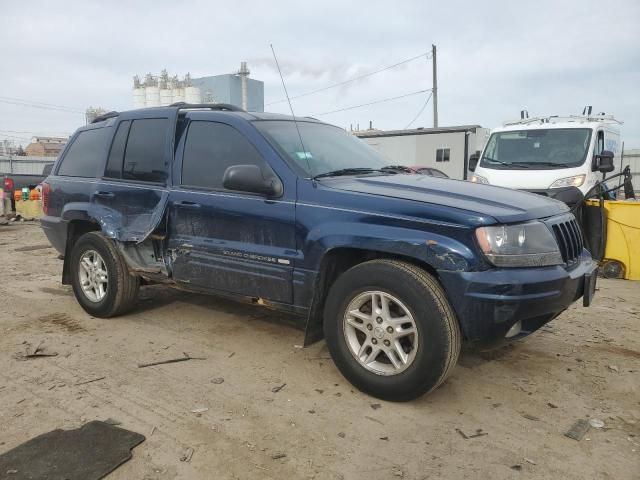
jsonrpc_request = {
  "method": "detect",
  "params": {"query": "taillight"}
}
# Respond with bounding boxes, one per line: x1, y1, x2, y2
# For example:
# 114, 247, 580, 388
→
42, 182, 51, 215
4, 177, 14, 192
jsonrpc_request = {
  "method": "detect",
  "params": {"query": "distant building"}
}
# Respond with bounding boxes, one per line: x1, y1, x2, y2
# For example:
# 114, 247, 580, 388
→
24, 136, 67, 157
132, 63, 264, 112
354, 125, 489, 180
623, 148, 640, 193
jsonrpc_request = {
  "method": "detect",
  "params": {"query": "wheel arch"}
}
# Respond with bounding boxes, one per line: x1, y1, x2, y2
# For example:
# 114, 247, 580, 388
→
61, 219, 102, 284
303, 247, 444, 346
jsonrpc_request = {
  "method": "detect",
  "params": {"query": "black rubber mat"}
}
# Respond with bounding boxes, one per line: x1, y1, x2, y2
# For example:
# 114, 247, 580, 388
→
0, 421, 145, 480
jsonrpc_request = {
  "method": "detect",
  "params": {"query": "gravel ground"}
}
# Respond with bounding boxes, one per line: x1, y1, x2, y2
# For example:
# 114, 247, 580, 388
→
0, 222, 638, 479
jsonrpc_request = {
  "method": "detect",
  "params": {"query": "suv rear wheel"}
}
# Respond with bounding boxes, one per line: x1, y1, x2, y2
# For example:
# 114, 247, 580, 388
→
323, 259, 460, 401
70, 232, 139, 317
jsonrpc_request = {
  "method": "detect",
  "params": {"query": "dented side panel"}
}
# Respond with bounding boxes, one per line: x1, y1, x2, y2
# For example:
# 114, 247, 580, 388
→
89, 183, 169, 242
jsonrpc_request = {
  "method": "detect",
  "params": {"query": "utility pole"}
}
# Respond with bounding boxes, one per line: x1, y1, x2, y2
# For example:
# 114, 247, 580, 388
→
432, 44, 438, 128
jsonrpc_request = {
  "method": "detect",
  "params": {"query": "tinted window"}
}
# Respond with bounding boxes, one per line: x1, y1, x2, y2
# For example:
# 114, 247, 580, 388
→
430, 169, 448, 178
57, 128, 110, 177
182, 121, 268, 189
123, 119, 168, 183
105, 120, 131, 178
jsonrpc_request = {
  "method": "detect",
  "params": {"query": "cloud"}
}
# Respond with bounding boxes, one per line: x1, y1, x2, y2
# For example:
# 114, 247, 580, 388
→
1, 0, 639, 147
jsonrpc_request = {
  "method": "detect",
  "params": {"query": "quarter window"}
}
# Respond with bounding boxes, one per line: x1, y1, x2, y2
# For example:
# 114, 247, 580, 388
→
181, 121, 270, 190
122, 119, 168, 183
57, 127, 111, 178
436, 148, 450, 162
104, 120, 131, 178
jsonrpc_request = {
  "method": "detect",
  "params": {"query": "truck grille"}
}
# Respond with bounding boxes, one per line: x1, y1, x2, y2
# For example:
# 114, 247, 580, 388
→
551, 218, 583, 265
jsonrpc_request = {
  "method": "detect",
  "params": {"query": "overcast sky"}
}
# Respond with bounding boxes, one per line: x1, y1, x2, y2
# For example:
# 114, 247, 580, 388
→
1, 0, 639, 148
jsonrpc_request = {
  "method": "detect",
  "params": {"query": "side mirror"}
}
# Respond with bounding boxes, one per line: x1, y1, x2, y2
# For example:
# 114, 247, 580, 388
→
593, 150, 615, 173
468, 153, 480, 172
222, 164, 283, 197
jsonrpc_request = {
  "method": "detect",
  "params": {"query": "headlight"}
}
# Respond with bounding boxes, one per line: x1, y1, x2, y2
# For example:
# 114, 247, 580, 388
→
549, 175, 585, 189
470, 174, 489, 184
475, 221, 563, 267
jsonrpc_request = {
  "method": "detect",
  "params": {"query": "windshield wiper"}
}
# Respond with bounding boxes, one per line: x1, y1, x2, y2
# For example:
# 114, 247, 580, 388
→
511, 161, 567, 168
312, 168, 382, 179
482, 157, 525, 168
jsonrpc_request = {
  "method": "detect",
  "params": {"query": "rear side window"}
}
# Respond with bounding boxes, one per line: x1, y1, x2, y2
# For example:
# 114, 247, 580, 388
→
122, 119, 168, 183
181, 121, 268, 190
57, 128, 110, 177
104, 120, 131, 178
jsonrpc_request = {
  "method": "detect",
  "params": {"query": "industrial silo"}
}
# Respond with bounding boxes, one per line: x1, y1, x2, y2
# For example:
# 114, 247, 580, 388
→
144, 74, 160, 107
159, 70, 172, 106
170, 75, 183, 103
184, 73, 201, 104
132, 75, 146, 108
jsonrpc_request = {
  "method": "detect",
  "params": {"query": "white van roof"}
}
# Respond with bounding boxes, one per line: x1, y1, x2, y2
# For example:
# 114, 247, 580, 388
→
498, 114, 622, 132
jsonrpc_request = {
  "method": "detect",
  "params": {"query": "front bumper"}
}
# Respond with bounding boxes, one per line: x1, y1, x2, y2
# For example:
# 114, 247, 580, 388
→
438, 250, 596, 342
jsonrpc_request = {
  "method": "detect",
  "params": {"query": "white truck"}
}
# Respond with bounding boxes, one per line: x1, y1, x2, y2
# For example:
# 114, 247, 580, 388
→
468, 109, 622, 207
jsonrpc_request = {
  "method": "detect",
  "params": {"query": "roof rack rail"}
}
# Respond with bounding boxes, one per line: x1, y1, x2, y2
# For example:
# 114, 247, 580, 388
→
91, 111, 119, 123
503, 113, 623, 127
169, 102, 245, 112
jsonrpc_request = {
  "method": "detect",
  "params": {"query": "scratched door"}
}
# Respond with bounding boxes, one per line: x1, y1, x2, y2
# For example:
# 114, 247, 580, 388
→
168, 118, 296, 304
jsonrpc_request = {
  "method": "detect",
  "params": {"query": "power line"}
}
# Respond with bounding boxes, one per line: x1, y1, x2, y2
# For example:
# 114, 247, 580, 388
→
312, 88, 432, 116
0, 129, 71, 135
266, 51, 431, 106
404, 91, 433, 129
0, 96, 84, 114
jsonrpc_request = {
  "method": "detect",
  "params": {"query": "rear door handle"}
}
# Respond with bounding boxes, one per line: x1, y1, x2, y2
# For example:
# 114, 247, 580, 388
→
94, 191, 115, 198
176, 201, 201, 209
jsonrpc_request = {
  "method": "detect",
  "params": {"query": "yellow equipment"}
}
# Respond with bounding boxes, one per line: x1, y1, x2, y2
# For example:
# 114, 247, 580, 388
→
585, 199, 640, 280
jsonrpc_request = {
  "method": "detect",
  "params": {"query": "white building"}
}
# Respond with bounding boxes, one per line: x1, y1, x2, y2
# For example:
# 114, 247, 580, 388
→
623, 148, 640, 193
354, 125, 489, 180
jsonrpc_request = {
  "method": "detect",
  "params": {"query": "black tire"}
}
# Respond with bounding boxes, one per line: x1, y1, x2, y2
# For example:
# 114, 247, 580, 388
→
70, 232, 139, 317
323, 259, 460, 401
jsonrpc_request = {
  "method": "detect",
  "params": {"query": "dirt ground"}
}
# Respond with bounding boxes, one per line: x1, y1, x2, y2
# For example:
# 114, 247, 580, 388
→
0, 222, 638, 480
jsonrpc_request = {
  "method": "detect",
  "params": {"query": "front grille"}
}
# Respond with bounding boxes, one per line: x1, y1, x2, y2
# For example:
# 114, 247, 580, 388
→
551, 217, 583, 265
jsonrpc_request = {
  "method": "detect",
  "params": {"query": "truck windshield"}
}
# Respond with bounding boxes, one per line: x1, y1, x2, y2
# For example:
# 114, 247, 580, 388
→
480, 128, 592, 170
254, 120, 388, 177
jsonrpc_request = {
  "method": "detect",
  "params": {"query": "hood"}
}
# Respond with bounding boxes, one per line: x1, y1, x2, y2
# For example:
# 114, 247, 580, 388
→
322, 174, 569, 224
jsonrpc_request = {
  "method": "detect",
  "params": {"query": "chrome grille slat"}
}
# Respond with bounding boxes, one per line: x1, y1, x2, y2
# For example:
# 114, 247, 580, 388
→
550, 217, 582, 266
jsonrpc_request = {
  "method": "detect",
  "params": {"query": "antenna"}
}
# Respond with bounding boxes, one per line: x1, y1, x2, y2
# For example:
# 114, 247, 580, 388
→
270, 44, 313, 177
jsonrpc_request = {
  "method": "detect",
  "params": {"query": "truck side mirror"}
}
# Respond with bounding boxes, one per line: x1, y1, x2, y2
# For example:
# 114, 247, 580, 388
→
593, 150, 615, 173
222, 164, 283, 197
468, 153, 480, 172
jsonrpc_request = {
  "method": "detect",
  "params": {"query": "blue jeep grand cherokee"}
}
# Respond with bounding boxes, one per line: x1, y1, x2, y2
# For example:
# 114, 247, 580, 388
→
40, 103, 597, 401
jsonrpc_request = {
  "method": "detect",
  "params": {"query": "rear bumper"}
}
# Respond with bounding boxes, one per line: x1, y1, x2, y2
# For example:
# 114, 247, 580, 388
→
438, 251, 596, 342
40, 215, 67, 255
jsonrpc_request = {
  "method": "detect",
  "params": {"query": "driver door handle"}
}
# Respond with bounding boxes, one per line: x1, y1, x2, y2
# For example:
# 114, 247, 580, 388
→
94, 191, 115, 199
176, 200, 201, 209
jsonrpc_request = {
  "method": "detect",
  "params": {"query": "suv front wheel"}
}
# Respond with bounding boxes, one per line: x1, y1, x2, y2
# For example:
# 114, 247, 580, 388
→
323, 259, 460, 401
70, 232, 139, 317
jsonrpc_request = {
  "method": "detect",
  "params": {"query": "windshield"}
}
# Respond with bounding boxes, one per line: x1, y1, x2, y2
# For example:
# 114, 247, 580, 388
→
480, 128, 592, 170
254, 120, 388, 177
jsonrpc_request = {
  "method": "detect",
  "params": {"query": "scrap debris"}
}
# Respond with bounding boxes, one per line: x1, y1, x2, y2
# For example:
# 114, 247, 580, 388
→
18, 340, 57, 359
271, 383, 286, 393
271, 452, 286, 460
180, 447, 194, 463
75, 376, 106, 386
137, 352, 206, 368
589, 418, 605, 429
456, 428, 488, 439
565, 419, 590, 441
